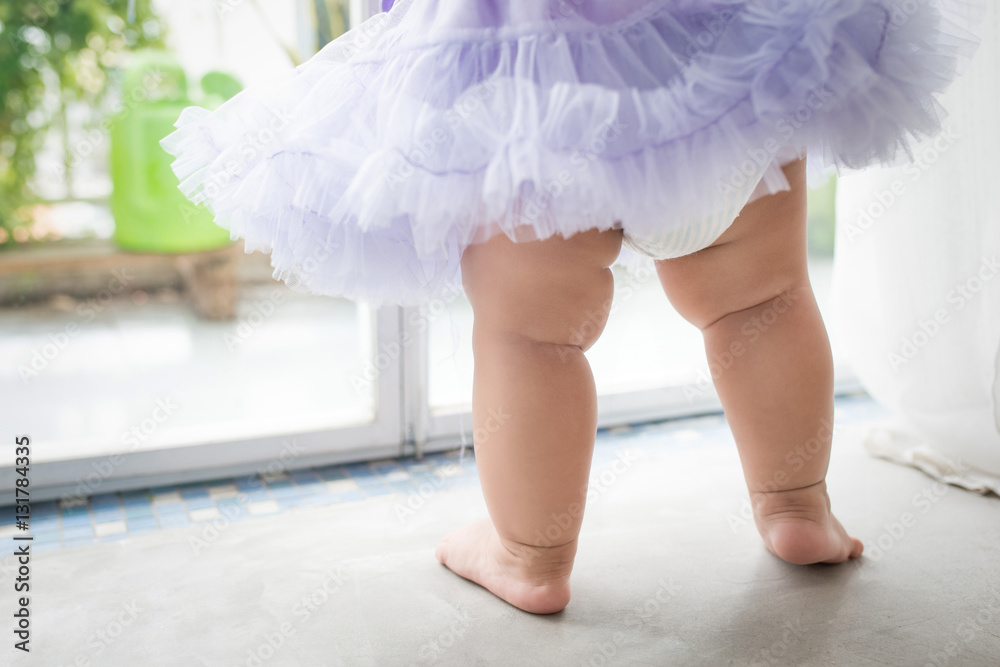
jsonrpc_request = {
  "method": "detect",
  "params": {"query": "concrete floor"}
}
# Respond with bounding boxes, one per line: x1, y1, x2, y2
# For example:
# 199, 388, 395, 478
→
13, 418, 1000, 666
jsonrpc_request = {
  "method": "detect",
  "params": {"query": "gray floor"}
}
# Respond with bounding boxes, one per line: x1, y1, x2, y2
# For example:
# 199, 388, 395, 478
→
14, 418, 1000, 666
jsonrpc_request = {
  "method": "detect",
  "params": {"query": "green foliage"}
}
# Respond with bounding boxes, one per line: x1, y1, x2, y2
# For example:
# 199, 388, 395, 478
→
0, 0, 165, 246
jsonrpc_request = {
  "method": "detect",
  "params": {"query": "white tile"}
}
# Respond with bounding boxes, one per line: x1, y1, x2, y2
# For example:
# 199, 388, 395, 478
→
246, 501, 280, 516
325, 479, 360, 494
152, 491, 183, 505
189, 507, 221, 522
94, 521, 127, 537
207, 484, 239, 499
381, 470, 411, 483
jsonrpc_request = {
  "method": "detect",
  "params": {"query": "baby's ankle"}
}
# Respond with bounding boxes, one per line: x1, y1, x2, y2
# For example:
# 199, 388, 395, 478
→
750, 479, 832, 524
492, 533, 578, 585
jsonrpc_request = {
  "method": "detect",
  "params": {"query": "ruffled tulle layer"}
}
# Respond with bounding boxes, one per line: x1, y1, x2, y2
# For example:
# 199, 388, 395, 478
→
161, 0, 984, 305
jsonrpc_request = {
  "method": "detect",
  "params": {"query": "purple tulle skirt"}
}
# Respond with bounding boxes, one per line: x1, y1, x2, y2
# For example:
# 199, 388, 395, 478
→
161, 0, 983, 305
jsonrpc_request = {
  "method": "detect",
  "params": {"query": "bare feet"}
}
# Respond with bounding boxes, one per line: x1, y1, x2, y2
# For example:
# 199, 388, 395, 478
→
751, 480, 864, 565
435, 518, 575, 614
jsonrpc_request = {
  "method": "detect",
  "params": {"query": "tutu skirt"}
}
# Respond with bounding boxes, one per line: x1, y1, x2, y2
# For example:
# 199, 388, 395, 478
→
161, 0, 983, 305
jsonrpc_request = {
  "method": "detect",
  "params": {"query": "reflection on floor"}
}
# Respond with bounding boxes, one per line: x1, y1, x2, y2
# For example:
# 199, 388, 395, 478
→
7, 395, 1000, 666
0, 259, 840, 460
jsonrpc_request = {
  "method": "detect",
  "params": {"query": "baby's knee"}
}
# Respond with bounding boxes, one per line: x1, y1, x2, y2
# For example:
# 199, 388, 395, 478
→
561, 267, 616, 351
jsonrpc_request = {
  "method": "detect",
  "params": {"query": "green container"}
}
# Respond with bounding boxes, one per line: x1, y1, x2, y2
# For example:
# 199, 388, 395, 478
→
111, 50, 241, 253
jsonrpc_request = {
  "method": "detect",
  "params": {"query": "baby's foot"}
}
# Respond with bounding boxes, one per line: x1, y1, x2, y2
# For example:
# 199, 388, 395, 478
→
435, 518, 575, 614
751, 480, 863, 565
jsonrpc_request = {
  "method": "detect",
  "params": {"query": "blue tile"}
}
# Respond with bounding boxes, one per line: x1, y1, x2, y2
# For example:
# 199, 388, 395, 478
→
126, 517, 159, 533
62, 525, 95, 539
34, 541, 61, 553
371, 461, 405, 476
90, 494, 121, 509
300, 493, 334, 507
292, 482, 327, 497
147, 485, 177, 495
238, 489, 272, 504
153, 502, 188, 516
124, 505, 155, 519
60, 505, 90, 517
121, 496, 153, 508
334, 490, 366, 503
234, 476, 265, 492
313, 465, 349, 481
274, 495, 306, 509
60, 512, 94, 528
289, 470, 321, 483
32, 519, 61, 535
344, 463, 376, 479
269, 489, 302, 502
178, 485, 210, 500
357, 484, 392, 498
33, 501, 58, 515
351, 475, 392, 488
120, 490, 151, 503
182, 496, 215, 511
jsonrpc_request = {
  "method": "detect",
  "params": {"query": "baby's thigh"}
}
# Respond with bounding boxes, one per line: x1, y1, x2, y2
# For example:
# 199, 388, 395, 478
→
461, 228, 624, 349
655, 159, 811, 329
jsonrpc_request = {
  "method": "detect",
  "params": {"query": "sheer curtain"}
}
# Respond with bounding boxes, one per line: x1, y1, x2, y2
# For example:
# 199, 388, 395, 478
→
832, 4, 1000, 493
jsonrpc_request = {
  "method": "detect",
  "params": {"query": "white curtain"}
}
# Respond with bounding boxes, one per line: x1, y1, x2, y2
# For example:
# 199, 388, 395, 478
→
832, 3, 1000, 493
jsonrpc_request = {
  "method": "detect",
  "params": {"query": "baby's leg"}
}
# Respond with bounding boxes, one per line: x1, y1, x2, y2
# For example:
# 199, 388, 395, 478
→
435, 228, 623, 614
656, 159, 863, 564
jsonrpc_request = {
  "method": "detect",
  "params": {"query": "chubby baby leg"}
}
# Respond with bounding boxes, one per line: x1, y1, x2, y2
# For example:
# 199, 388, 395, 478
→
656, 159, 863, 564
435, 227, 624, 614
